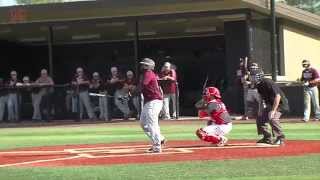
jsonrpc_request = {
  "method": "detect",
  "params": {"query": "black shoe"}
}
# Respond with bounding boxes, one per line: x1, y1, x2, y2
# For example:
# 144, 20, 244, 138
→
161, 139, 167, 147
273, 136, 285, 145
145, 147, 161, 153
256, 137, 272, 144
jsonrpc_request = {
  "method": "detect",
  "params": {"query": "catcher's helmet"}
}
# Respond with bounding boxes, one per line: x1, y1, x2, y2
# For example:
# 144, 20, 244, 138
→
203, 87, 222, 102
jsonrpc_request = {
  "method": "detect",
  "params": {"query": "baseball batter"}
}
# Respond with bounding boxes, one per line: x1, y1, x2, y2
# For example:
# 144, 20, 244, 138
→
195, 87, 232, 146
139, 58, 165, 153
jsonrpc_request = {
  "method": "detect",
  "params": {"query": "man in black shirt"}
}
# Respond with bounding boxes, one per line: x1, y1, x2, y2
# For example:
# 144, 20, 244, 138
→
250, 69, 289, 145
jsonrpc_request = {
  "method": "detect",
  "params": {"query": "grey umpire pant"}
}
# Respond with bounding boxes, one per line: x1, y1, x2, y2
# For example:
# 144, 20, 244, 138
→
256, 106, 284, 139
79, 90, 95, 119
0, 95, 8, 121
7, 93, 19, 121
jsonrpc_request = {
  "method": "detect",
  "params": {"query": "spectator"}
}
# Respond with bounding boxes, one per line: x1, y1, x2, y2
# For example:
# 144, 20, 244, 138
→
107, 67, 129, 120
90, 72, 109, 121
6, 70, 20, 122
123, 70, 140, 119
20, 76, 33, 120
31, 69, 54, 121
301, 59, 320, 122
0, 78, 8, 122
159, 62, 178, 120
72, 67, 96, 120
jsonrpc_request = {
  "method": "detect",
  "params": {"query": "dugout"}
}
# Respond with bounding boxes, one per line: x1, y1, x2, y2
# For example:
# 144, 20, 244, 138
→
0, 0, 319, 118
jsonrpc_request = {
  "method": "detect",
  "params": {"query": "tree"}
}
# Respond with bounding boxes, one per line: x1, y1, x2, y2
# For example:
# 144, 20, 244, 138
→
279, 0, 320, 15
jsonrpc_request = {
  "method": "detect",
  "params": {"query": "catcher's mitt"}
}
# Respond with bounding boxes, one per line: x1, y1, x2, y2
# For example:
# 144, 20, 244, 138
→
195, 99, 207, 110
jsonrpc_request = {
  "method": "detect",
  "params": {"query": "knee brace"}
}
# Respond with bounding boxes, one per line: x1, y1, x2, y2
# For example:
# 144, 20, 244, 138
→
196, 128, 206, 140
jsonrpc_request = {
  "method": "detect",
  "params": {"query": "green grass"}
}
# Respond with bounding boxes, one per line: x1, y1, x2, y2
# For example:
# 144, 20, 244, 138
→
0, 155, 319, 180
0, 121, 319, 150
0, 121, 319, 180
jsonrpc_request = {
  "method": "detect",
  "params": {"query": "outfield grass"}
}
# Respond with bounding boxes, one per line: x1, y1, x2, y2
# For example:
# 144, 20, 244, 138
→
0, 121, 319, 150
0, 121, 319, 180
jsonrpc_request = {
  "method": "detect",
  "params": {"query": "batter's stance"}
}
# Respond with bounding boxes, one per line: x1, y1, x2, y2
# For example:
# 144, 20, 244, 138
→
195, 87, 232, 146
139, 58, 165, 153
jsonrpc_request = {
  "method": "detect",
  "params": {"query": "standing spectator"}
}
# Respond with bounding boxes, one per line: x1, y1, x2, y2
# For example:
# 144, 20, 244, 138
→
139, 58, 165, 153
236, 57, 250, 120
123, 70, 140, 119
72, 67, 96, 120
159, 62, 177, 120
250, 69, 289, 145
90, 72, 109, 121
301, 59, 320, 122
0, 78, 8, 122
32, 69, 54, 121
6, 70, 20, 122
20, 76, 33, 120
107, 67, 129, 120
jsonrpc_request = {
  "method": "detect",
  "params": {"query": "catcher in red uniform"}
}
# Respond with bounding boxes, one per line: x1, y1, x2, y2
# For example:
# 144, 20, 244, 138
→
195, 87, 232, 146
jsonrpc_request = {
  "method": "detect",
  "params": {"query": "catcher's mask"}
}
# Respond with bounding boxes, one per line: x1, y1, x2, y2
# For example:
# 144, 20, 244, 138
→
249, 63, 259, 71
250, 70, 264, 85
203, 87, 221, 102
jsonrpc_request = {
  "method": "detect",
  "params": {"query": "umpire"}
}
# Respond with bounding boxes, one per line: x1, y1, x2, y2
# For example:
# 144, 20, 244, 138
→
250, 68, 289, 145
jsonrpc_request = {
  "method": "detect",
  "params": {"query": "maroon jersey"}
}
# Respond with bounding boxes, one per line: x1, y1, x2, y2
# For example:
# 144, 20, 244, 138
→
207, 99, 231, 125
140, 70, 163, 103
159, 69, 177, 94
301, 67, 320, 87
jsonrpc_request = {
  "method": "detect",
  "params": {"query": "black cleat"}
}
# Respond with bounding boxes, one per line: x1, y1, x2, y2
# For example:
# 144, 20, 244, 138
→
256, 137, 272, 144
161, 139, 167, 147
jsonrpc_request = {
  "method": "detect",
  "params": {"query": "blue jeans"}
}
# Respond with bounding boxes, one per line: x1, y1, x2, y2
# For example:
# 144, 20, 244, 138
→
303, 86, 320, 120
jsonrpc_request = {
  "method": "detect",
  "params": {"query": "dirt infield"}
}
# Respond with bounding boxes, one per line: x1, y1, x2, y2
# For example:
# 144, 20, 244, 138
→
0, 140, 319, 167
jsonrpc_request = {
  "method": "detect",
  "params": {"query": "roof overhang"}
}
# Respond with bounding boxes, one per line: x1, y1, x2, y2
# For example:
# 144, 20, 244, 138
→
0, 0, 247, 25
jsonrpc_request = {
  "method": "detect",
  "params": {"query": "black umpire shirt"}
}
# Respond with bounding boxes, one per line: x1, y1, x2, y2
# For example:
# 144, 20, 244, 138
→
256, 78, 289, 113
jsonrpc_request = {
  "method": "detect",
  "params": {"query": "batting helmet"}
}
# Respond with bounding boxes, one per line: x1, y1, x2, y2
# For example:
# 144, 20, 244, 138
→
140, 58, 155, 69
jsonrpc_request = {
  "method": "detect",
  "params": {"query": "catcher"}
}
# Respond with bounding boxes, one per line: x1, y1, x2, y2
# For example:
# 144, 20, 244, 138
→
195, 87, 232, 146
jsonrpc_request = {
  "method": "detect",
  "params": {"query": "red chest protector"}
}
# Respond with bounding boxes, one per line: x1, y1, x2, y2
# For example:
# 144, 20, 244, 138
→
198, 99, 228, 125
208, 99, 228, 125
